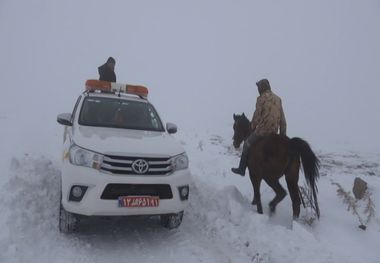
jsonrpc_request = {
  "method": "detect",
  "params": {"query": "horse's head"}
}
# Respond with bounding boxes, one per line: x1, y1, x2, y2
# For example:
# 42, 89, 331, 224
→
232, 113, 250, 149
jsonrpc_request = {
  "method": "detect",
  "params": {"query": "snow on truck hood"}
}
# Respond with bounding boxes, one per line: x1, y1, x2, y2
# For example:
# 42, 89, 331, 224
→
73, 125, 185, 157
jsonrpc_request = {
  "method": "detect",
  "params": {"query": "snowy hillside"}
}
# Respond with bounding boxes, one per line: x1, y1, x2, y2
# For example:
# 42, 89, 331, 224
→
1, 0, 380, 262
0, 130, 379, 263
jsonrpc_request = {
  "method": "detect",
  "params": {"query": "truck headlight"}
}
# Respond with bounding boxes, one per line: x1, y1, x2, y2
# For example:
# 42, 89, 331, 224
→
171, 153, 189, 171
69, 144, 103, 170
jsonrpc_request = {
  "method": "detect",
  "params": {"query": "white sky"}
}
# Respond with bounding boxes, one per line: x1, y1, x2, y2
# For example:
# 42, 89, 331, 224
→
1, 0, 380, 153
0, 2, 380, 262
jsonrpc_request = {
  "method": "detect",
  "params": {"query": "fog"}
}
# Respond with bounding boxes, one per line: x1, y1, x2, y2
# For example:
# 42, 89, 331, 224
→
1, 0, 380, 154
1, 2, 380, 262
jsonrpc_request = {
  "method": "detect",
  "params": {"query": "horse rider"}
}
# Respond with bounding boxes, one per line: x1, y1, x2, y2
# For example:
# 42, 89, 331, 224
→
98, 57, 117, 82
231, 78, 287, 176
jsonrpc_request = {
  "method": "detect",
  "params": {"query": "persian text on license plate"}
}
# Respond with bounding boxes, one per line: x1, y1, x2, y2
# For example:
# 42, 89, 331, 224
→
118, 196, 160, 208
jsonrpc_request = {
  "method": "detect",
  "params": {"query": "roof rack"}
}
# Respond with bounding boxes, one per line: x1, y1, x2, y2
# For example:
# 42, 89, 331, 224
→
85, 79, 149, 99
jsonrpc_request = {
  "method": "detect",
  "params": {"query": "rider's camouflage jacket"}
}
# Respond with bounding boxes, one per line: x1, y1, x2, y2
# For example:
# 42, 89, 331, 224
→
251, 81, 287, 136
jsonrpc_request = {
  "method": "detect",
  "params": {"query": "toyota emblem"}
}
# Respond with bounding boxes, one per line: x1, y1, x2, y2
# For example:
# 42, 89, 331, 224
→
131, 159, 149, 174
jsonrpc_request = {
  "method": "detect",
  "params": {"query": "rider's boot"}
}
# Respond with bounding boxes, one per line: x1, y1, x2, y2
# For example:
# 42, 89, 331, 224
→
231, 145, 249, 176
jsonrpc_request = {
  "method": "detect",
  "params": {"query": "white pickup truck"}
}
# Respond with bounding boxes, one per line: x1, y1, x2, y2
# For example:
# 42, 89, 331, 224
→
57, 80, 191, 232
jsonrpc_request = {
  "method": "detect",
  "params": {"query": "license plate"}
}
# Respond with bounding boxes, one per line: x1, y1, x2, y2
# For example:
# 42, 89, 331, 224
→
118, 196, 160, 208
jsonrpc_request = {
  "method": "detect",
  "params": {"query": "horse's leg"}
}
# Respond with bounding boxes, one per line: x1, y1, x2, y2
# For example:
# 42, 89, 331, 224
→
249, 171, 261, 205
249, 169, 263, 214
285, 160, 301, 219
264, 177, 287, 214
254, 176, 263, 214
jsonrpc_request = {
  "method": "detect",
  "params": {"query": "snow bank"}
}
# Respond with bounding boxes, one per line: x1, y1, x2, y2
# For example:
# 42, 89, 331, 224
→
0, 156, 94, 263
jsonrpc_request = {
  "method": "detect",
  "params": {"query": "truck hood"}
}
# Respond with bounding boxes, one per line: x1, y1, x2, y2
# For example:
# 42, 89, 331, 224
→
72, 126, 185, 157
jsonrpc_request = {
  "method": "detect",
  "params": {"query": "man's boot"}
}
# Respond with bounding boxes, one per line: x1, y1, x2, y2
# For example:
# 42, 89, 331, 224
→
231, 145, 249, 176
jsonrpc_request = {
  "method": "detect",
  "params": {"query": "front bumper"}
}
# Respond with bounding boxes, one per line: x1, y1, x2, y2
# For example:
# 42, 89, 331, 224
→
61, 162, 191, 216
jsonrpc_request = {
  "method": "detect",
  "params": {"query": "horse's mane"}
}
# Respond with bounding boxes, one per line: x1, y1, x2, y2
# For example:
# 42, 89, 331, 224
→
239, 113, 250, 125
239, 113, 251, 134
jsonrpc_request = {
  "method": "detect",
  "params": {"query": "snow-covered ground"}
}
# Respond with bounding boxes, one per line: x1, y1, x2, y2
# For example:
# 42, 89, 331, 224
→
1, 0, 380, 262
0, 127, 379, 263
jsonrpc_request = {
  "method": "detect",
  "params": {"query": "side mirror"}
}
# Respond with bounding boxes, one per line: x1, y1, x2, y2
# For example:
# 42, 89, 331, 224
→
57, 113, 73, 126
166, 122, 177, 134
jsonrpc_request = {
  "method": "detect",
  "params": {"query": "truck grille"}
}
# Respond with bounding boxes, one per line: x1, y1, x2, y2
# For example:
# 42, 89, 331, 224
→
101, 184, 173, 200
101, 155, 173, 175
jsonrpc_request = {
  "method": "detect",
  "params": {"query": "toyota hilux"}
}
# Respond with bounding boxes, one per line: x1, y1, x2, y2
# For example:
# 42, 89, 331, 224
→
56, 80, 191, 232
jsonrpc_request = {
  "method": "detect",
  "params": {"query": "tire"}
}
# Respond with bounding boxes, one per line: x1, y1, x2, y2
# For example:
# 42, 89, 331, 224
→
160, 211, 184, 229
59, 194, 78, 233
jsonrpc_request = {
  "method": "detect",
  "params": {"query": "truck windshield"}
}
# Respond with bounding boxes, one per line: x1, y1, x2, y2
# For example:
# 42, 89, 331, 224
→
78, 97, 165, 131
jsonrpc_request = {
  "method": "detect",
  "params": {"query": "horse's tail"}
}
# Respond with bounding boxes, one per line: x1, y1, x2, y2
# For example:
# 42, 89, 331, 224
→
289, 137, 320, 218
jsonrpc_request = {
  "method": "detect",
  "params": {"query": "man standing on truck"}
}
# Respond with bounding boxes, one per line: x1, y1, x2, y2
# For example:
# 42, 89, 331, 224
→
98, 57, 116, 82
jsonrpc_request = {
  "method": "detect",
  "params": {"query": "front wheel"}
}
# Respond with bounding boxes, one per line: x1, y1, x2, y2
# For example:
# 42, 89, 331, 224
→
59, 201, 78, 233
160, 211, 184, 229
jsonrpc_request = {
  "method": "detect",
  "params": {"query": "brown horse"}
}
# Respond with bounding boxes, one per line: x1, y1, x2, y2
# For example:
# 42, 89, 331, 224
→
232, 113, 320, 219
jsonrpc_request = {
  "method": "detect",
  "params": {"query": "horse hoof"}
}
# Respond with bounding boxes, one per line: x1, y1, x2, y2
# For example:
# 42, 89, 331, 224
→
269, 203, 276, 213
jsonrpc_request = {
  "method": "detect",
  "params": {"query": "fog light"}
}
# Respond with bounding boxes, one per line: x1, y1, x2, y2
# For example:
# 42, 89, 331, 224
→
69, 185, 88, 202
72, 186, 83, 198
178, 185, 189, 201
181, 187, 188, 197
